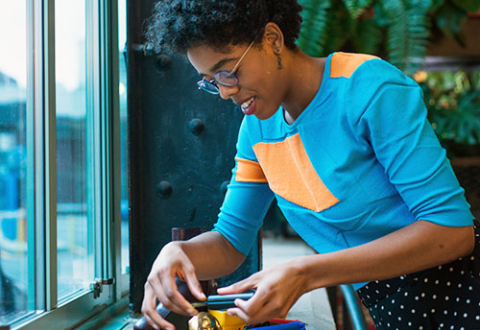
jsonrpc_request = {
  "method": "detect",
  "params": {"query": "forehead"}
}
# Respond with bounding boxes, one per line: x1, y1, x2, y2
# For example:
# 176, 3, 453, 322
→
187, 44, 241, 75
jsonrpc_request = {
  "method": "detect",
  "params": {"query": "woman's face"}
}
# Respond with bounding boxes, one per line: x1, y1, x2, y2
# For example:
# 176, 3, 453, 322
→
187, 41, 286, 120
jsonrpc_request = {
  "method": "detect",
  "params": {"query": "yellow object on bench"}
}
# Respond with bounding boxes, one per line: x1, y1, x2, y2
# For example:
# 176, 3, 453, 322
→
208, 309, 246, 330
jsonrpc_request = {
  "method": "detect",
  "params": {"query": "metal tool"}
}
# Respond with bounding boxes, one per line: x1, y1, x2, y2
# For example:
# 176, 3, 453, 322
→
192, 292, 255, 310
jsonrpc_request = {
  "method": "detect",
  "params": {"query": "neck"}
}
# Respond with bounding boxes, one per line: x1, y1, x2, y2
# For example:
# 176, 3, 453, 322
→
281, 50, 325, 124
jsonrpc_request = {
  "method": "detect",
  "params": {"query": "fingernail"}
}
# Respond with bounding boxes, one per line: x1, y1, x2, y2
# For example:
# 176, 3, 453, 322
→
188, 309, 197, 315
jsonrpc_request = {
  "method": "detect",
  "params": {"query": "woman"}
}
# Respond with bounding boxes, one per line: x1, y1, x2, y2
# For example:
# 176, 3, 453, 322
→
142, 1, 479, 329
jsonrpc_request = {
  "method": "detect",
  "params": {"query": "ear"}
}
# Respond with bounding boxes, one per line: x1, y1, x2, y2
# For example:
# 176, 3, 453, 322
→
262, 22, 284, 55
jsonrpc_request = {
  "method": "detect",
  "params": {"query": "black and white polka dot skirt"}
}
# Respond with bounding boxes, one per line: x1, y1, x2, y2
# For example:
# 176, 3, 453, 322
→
357, 221, 480, 330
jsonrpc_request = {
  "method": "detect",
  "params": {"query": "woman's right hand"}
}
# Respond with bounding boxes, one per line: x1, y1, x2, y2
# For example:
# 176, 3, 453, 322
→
141, 241, 207, 330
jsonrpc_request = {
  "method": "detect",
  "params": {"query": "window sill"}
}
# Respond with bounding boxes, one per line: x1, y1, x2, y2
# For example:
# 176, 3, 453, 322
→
94, 311, 136, 330
70, 295, 133, 330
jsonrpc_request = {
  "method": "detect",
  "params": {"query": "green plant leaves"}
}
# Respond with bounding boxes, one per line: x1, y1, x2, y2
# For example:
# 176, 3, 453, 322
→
435, 1, 468, 38
297, 0, 331, 56
424, 73, 480, 146
353, 17, 383, 54
451, 0, 480, 13
431, 0, 446, 12
323, 2, 356, 54
342, 0, 373, 18
377, 0, 431, 74
296, 0, 476, 77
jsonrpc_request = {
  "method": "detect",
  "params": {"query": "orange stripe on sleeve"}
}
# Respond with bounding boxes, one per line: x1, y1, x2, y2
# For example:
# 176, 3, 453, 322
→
330, 52, 379, 78
235, 157, 268, 183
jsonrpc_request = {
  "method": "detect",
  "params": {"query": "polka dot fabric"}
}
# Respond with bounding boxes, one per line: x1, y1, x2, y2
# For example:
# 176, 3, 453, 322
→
357, 221, 480, 330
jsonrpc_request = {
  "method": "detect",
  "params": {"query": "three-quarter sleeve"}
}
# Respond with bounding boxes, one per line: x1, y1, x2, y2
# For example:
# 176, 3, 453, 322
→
214, 118, 274, 255
351, 59, 473, 227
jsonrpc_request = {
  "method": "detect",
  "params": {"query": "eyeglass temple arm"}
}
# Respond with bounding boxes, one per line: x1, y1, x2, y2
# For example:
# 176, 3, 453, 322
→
229, 40, 256, 74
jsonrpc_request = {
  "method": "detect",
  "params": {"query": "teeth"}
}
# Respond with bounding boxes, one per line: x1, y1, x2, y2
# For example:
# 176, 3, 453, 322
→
241, 97, 254, 109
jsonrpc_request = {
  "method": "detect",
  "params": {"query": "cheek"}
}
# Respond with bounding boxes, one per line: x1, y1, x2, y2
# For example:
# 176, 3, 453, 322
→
243, 58, 285, 107
260, 57, 279, 78
248, 64, 283, 95
248, 55, 279, 86
263, 68, 274, 77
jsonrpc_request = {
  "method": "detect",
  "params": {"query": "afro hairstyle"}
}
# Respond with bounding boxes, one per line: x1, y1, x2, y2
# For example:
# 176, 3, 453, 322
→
145, 0, 303, 55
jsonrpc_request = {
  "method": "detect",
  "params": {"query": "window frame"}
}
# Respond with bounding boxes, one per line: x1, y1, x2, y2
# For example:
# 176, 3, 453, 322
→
10, 0, 127, 328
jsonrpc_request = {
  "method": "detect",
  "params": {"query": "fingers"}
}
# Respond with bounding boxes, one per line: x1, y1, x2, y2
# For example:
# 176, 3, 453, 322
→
217, 277, 256, 295
183, 264, 207, 302
224, 278, 296, 326
142, 242, 206, 329
159, 275, 198, 316
146, 272, 197, 318
227, 304, 272, 325
227, 295, 288, 325
233, 290, 264, 317
142, 284, 175, 330
144, 312, 175, 330
217, 276, 263, 323
229, 290, 265, 322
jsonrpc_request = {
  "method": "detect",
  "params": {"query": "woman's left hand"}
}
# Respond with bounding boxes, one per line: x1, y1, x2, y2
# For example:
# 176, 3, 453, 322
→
216, 260, 309, 325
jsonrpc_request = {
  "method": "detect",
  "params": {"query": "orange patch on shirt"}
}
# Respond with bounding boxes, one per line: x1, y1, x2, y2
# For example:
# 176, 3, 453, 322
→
235, 157, 268, 183
330, 52, 379, 78
253, 134, 339, 212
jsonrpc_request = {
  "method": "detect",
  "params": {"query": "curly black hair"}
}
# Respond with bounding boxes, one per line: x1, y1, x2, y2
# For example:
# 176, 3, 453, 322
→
145, 0, 303, 55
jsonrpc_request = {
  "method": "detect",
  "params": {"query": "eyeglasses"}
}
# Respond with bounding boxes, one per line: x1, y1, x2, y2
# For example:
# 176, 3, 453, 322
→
196, 39, 256, 95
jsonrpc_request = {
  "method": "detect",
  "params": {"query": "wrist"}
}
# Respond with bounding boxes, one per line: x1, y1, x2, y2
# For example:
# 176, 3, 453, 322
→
159, 241, 184, 258
289, 255, 321, 293
292, 254, 332, 292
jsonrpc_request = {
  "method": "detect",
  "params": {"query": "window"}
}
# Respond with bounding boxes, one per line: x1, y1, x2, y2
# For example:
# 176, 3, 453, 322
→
0, 0, 127, 328
0, 1, 29, 323
55, 0, 93, 301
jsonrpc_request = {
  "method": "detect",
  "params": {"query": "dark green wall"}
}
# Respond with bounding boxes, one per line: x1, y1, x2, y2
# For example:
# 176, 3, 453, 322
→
127, 1, 262, 313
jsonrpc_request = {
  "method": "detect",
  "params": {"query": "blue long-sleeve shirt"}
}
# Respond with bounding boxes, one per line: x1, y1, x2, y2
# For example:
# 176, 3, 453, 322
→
214, 52, 474, 289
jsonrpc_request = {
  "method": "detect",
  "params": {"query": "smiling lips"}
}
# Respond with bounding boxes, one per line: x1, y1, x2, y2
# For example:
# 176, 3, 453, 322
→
240, 96, 256, 115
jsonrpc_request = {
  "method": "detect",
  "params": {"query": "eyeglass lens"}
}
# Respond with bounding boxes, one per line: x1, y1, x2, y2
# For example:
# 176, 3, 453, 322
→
197, 70, 240, 94
197, 80, 220, 94
214, 71, 238, 86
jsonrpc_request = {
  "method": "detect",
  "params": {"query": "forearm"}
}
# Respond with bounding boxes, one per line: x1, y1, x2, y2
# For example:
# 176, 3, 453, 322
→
165, 231, 246, 280
299, 220, 474, 292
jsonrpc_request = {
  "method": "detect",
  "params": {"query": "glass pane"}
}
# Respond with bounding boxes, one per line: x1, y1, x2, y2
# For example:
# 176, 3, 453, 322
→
0, 0, 30, 323
119, 0, 130, 275
55, 0, 93, 299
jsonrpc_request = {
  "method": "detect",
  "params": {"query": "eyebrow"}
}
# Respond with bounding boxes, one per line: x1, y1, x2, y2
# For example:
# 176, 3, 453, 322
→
199, 57, 239, 77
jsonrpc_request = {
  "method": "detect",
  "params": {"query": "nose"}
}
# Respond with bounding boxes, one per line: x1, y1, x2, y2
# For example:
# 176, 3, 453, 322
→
218, 84, 239, 100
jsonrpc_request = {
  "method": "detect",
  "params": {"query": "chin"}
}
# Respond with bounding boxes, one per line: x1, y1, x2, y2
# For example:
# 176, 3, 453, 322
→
254, 108, 277, 121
